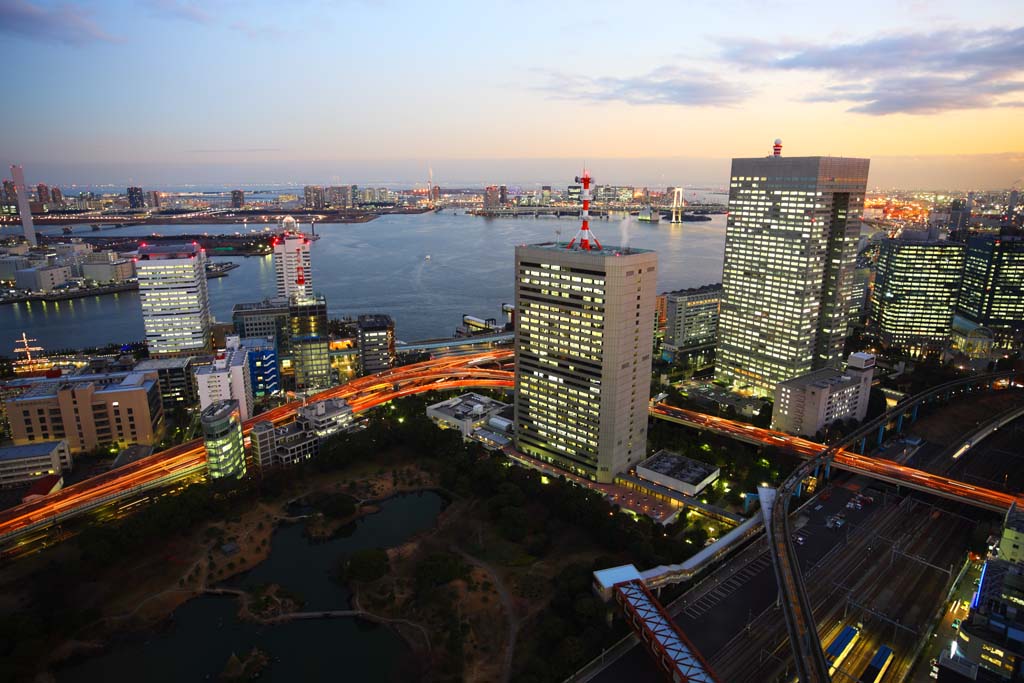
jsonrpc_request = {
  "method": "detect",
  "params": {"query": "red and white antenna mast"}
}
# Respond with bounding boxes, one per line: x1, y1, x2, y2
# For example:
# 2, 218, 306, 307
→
566, 169, 602, 251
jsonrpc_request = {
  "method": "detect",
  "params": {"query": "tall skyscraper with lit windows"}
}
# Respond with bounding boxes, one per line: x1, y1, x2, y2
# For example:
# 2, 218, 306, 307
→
871, 231, 965, 355
137, 243, 212, 356
273, 231, 313, 301
513, 172, 657, 482
716, 149, 869, 396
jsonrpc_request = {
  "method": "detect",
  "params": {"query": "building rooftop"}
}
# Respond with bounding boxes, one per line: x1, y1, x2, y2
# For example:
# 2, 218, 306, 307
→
135, 357, 193, 371
232, 299, 289, 314
200, 399, 239, 423
113, 444, 155, 469
15, 372, 156, 400
428, 393, 509, 421
1005, 501, 1024, 534
357, 314, 394, 329
138, 243, 202, 259
637, 449, 718, 485
525, 241, 653, 256
0, 441, 66, 462
665, 283, 722, 298
24, 474, 62, 498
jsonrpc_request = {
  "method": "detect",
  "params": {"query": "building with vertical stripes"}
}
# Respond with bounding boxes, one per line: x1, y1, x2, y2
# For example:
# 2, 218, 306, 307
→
716, 152, 869, 396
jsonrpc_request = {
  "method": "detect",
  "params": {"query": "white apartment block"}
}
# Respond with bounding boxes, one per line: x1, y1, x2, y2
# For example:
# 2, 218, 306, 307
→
195, 346, 253, 421
772, 352, 875, 437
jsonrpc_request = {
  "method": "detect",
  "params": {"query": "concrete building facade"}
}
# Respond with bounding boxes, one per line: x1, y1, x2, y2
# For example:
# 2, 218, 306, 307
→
513, 242, 657, 483
717, 154, 869, 396
772, 352, 875, 437
0, 440, 72, 487
5, 372, 163, 452
137, 243, 211, 356
871, 233, 965, 355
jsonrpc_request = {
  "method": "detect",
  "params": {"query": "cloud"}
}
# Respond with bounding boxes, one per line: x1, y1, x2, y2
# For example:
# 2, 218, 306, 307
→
146, 0, 212, 23
540, 67, 747, 107
0, 0, 119, 44
185, 148, 282, 153
722, 26, 1024, 115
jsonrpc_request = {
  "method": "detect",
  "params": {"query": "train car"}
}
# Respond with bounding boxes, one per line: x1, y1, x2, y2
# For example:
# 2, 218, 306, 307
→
824, 625, 861, 676
859, 644, 894, 682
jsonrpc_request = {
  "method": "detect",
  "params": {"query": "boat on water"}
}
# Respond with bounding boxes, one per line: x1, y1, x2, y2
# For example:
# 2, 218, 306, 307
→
637, 206, 661, 223
424, 254, 431, 261
62, 227, 73, 234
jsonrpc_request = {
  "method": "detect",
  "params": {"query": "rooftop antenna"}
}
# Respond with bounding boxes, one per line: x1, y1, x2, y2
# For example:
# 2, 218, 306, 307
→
566, 169, 602, 251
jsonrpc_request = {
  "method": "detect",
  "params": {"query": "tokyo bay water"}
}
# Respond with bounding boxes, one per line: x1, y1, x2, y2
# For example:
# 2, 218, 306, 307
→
0, 211, 727, 351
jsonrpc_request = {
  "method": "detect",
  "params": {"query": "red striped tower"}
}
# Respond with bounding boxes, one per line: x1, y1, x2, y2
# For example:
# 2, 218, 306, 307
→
567, 170, 602, 251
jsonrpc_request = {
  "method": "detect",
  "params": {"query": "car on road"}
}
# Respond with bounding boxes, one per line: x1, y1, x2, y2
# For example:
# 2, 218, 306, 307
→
953, 618, 962, 630
793, 533, 807, 545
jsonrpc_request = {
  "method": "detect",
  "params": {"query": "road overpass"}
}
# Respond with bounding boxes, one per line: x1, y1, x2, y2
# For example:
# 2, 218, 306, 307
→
0, 351, 514, 548
763, 371, 1021, 683
650, 402, 1020, 513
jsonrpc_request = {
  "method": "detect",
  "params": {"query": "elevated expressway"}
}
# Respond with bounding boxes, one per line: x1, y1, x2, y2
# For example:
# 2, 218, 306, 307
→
761, 371, 1021, 683
0, 351, 515, 548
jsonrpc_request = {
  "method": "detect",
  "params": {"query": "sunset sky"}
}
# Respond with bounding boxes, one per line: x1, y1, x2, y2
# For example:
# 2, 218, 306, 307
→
2, 0, 1023, 188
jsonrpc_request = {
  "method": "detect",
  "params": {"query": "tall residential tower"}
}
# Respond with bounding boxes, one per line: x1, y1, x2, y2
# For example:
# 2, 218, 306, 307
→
273, 231, 313, 301
513, 171, 657, 483
716, 145, 869, 395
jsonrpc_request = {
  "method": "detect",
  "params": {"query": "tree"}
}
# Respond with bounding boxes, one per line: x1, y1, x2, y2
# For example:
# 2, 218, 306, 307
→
341, 548, 390, 582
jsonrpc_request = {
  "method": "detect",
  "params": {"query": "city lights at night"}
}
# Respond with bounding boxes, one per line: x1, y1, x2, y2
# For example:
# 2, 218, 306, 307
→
0, 1, 1022, 681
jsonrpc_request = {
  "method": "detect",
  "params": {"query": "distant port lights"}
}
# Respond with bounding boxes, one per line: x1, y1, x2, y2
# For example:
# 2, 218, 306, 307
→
567, 169, 603, 251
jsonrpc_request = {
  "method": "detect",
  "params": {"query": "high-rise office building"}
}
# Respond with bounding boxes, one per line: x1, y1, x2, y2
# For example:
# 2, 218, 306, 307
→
514, 171, 657, 483
958, 234, 1024, 349
514, 242, 658, 482
230, 190, 245, 208
50, 187, 63, 207
871, 231, 965, 355
10, 165, 36, 246
273, 231, 312, 301
303, 185, 325, 209
664, 284, 722, 353
357, 314, 395, 374
289, 295, 328, 338
232, 299, 289, 347
137, 243, 212, 356
127, 186, 145, 210
36, 183, 50, 205
949, 198, 971, 231
201, 399, 246, 482
483, 185, 500, 210
716, 148, 869, 396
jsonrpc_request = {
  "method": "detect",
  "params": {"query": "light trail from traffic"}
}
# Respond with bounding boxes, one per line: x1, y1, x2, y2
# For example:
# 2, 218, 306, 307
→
1, 348, 1018, 550
0, 351, 514, 545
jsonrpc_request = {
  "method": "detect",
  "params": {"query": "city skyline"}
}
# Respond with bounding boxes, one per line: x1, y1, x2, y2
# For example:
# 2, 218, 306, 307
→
2, 0, 1023, 188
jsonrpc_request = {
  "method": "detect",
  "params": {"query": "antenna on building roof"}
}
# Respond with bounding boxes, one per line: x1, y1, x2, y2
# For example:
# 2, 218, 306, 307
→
566, 170, 602, 251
